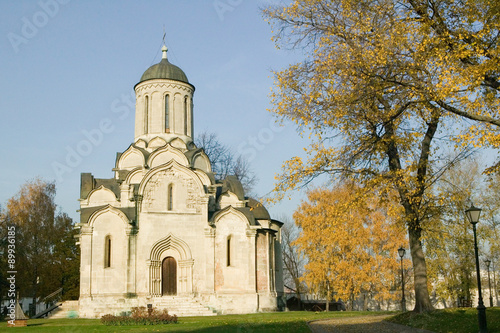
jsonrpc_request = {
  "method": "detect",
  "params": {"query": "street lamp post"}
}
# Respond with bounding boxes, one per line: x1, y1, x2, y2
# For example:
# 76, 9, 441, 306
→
398, 246, 406, 312
485, 259, 493, 308
465, 205, 488, 333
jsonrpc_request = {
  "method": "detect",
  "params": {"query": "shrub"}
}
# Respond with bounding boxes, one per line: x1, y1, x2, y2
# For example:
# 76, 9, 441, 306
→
100, 306, 178, 326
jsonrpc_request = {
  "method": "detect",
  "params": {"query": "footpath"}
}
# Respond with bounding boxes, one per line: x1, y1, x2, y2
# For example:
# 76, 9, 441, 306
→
308, 314, 435, 333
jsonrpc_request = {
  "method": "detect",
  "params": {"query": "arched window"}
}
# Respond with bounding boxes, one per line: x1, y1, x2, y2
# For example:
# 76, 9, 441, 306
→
165, 94, 170, 132
144, 95, 149, 134
227, 235, 232, 267
104, 235, 111, 268
167, 184, 173, 211
184, 96, 188, 135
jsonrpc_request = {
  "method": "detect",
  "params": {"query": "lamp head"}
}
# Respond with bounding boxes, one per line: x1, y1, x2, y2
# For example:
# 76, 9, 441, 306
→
398, 247, 406, 258
465, 205, 482, 224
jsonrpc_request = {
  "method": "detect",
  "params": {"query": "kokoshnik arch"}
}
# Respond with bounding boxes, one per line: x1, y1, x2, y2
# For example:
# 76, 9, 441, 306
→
75, 45, 285, 317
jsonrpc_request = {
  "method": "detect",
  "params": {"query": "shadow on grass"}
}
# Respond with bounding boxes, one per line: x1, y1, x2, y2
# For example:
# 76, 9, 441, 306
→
388, 307, 500, 333
309, 314, 435, 333
0, 319, 310, 333
325, 322, 434, 333
0, 311, 394, 332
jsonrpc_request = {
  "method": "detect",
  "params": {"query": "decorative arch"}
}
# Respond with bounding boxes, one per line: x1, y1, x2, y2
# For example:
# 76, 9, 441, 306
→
148, 137, 167, 150
123, 167, 144, 185
117, 145, 146, 170
192, 169, 212, 187
192, 151, 211, 173
149, 233, 193, 261
139, 160, 206, 213
134, 139, 147, 149
85, 186, 118, 207
87, 205, 131, 230
218, 191, 244, 209
169, 137, 188, 150
148, 144, 189, 168
148, 233, 194, 296
213, 206, 255, 229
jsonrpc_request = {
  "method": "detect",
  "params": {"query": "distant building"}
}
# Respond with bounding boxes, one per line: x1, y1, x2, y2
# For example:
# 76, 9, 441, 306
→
75, 45, 284, 318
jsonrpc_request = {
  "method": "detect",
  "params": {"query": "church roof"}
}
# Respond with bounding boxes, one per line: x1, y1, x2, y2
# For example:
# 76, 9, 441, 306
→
247, 198, 271, 220
137, 45, 189, 85
221, 176, 245, 201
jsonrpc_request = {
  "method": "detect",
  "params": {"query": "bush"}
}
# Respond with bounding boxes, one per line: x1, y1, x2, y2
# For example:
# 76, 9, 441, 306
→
100, 306, 178, 326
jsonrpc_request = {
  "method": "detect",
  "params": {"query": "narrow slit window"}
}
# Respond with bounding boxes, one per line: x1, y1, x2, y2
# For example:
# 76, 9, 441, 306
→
184, 97, 188, 135
104, 236, 111, 268
227, 236, 231, 266
167, 184, 173, 211
190, 98, 194, 135
144, 95, 149, 134
165, 95, 169, 132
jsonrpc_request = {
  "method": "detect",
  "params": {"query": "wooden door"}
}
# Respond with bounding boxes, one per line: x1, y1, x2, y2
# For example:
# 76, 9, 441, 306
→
162, 256, 177, 295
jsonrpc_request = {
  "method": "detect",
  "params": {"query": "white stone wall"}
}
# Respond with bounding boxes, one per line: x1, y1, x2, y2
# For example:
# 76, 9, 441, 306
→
134, 80, 194, 144
90, 212, 128, 295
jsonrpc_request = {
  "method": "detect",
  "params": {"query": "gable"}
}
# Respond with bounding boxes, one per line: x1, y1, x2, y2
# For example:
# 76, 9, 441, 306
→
85, 186, 118, 206
118, 146, 145, 170
193, 153, 211, 173
148, 137, 167, 150
139, 161, 205, 214
148, 145, 189, 168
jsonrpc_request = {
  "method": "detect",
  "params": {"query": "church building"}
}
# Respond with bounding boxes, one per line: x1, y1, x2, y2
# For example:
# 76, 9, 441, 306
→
75, 46, 284, 317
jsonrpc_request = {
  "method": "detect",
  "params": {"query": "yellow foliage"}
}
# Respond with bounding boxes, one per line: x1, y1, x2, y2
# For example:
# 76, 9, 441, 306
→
262, 0, 500, 312
293, 183, 407, 305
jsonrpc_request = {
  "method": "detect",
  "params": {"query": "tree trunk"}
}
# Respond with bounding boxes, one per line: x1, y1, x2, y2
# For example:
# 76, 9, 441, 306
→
326, 286, 330, 312
295, 278, 303, 310
408, 224, 434, 312
296, 291, 302, 310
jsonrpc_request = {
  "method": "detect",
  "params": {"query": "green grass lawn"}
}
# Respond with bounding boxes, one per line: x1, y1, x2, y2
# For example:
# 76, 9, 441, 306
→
7, 308, 496, 333
0, 311, 384, 332
388, 307, 500, 333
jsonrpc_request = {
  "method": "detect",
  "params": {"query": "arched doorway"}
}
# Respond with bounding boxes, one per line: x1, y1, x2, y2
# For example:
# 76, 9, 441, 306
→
162, 256, 177, 295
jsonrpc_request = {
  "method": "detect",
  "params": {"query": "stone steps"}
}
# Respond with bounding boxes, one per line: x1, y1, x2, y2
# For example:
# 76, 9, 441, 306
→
47, 301, 79, 319
86, 297, 216, 317
151, 297, 216, 317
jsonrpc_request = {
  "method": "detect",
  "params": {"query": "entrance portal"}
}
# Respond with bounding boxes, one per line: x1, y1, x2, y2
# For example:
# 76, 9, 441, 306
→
161, 256, 177, 295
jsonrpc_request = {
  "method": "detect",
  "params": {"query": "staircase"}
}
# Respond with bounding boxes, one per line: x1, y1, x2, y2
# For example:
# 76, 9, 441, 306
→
31, 303, 61, 319
32, 288, 68, 319
152, 296, 216, 317
47, 301, 79, 319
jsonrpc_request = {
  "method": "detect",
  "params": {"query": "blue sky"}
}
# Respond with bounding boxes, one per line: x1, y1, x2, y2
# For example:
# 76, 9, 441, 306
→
0, 0, 312, 221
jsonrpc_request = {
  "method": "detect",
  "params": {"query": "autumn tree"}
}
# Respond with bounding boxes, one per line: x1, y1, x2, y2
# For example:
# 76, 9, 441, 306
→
279, 215, 307, 308
4, 179, 79, 314
195, 131, 257, 193
293, 183, 407, 310
0, 205, 9, 309
403, 0, 500, 170
481, 170, 500, 303
51, 212, 80, 300
425, 159, 481, 306
263, 0, 499, 312
422, 157, 500, 307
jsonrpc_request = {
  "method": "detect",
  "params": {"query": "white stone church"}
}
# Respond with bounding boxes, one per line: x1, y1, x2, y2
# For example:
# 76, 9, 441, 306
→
75, 46, 284, 318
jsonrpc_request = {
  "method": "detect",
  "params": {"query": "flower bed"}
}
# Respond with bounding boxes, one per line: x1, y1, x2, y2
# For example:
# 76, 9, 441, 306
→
101, 306, 178, 326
